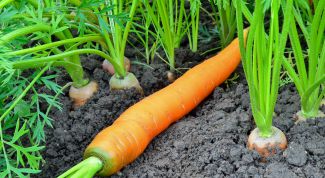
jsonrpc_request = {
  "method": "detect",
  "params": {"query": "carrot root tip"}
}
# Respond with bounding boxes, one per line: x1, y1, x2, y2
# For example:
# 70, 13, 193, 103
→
109, 72, 143, 94
102, 57, 131, 75
69, 81, 99, 108
247, 126, 287, 158
167, 71, 176, 82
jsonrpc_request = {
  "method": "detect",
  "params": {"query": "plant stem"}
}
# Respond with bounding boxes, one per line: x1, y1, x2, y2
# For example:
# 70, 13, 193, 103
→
0, 0, 13, 8
11, 49, 116, 70
283, 1, 324, 119
0, 25, 49, 45
301, 75, 325, 115
5, 36, 102, 56
175, 0, 185, 48
121, 0, 139, 59
10, 49, 117, 88
236, 0, 293, 137
1, 24, 100, 88
0, 24, 65, 46
60, 28, 89, 88
64, 56, 89, 88
58, 157, 103, 178
188, 0, 200, 52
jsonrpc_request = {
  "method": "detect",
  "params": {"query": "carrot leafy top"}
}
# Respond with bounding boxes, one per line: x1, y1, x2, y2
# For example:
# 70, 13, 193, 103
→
236, 0, 293, 137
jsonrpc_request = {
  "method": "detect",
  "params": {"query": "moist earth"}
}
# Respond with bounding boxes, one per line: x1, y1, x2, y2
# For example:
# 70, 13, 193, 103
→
35, 51, 325, 178
35, 1, 324, 176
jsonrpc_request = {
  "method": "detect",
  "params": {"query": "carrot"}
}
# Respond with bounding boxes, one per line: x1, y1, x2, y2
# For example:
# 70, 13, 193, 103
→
60, 30, 248, 177
102, 57, 131, 75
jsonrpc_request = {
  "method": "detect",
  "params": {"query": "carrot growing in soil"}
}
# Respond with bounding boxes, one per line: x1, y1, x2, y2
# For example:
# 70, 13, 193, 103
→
283, 1, 325, 121
58, 30, 248, 177
143, 0, 187, 82
0, 26, 105, 107
236, 0, 293, 157
72, 0, 143, 92
0, 1, 103, 107
209, 0, 237, 49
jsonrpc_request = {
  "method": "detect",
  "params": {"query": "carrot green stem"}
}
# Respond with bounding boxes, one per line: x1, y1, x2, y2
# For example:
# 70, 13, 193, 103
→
301, 75, 325, 118
98, 0, 139, 78
283, 1, 325, 119
188, 0, 200, 52
58, 157, 103, 178
64, 56, 89, 88
175, 0, 185, 48
120, 0, 139, 62
0, 0, 13, 8
0, 23, 111, 88
69, 0, 81, 6
59, 27, 90, 88
236, 0, 293, 138
9, 48, 118, 88
0, 24, 90, 88
6, 36, 102, 56
144, 0, 186, 71
210, 0, 237, 48
26, 0, 38, 8
0, 25, 47, 45
11, 49, 117, 69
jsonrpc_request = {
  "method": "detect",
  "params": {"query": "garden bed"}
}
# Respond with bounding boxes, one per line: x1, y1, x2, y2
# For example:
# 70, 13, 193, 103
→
1, 1, 324, 177
35, 51, 325, 177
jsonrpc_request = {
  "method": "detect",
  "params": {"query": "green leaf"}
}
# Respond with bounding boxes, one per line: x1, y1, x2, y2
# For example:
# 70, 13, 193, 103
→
11, 120, 28, 144
99, 6, 114, 14
39, 112, 53, 127
40, 74, 62, 94
38, 94, 62, 110
79, 0, 106, 8
12, 167, 41, 174
0, 169, 9, 178
98, 15, 111, 34
14, 100, 30, 117
11, 166, 41, 178
0, 7, 18, 23
296, 0, 310, 11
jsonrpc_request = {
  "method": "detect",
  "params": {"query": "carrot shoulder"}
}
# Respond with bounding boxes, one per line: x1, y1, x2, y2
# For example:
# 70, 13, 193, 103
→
84, 31, 248, 176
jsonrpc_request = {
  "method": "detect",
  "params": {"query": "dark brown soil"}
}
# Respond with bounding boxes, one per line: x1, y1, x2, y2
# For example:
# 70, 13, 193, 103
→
35, 1, 324, 177
34, 50, 325, 178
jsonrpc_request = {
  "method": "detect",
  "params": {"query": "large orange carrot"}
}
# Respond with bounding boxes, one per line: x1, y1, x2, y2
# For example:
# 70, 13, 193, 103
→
59, 30, 248, 178
81, 30, 248, 176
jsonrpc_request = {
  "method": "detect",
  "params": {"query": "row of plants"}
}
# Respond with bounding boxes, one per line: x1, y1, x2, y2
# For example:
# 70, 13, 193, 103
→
0, 0, 324, 177
60, 0, 324, 177
0, 0, 235, 177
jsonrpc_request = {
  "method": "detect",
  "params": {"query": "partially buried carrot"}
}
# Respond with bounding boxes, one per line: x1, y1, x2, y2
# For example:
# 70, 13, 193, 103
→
59, 29, 249, 177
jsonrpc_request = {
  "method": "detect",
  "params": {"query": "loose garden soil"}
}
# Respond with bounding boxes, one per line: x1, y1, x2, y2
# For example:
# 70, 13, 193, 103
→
35, 2, 324, 177
34, 51, 325, 178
